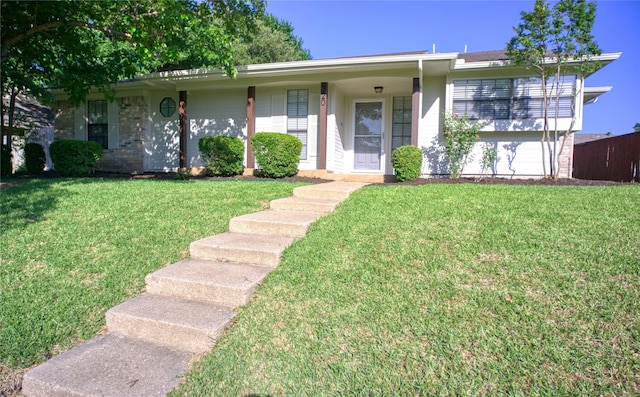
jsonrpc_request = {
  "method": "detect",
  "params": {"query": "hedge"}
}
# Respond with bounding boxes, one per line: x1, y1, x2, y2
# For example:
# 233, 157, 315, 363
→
198, 135, 244, 176
49, 140, 104, 176
251, 132, 302, 178
25, 143, 46, 175
391, 145, 423, 182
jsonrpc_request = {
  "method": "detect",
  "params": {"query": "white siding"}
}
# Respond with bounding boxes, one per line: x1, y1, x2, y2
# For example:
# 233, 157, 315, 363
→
332, 87, 347, 173
419, 75, 447, 175
146, 93, 179, 172
187, 89, 246, 168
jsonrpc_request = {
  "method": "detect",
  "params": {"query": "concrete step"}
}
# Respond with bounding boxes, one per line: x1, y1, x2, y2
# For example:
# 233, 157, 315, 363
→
293, 181, 367, 201
145, 259, 271, 308
270, 196, 341, 213
190, 232, 294, 267
229, 209, 323, 238
105, 293, 234, 353
22, 332, 192, 397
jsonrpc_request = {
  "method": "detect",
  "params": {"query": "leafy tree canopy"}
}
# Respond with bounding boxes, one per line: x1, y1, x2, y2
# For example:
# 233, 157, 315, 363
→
634, 122, 640, 132
506, 0, 602, 178
232, 14, 311, 66
1, 0, 265, 106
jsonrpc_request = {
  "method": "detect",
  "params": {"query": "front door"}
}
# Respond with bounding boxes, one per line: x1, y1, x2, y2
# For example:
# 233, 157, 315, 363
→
354, 101, 383, 170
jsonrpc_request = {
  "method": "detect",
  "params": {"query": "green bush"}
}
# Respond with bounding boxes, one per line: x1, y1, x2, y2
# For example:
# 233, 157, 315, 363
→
1, 145, 12, 178
25, 143, 46, 175
49, 140, 103, 176
391, 145, 423, 182
198, 135, 244, 176
251, 132, 302, 178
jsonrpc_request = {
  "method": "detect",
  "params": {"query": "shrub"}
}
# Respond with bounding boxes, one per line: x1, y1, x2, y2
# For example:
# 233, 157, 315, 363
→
198, 136, 244, 176
1, 145, 12, 178
251, 132, 302, 178
25, 143, 46, 175
443, 112, 486, 178
49, 140, 103, 176
391, 145, 423, 182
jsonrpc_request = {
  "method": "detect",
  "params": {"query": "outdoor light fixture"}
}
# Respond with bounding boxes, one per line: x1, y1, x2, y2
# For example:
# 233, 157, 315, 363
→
374, 86, 383, 93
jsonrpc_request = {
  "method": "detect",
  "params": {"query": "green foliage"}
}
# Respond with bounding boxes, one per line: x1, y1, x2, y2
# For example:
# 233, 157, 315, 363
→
391, 145, 423, 182
198, 135, 245, 176
49, 140, 103, 176
233, 13, 311, 65
1, 145, 12, 178
443, 113, 484, 178
24, 143, 46, 175
251, 132, 302, 178
634, 122, 640, 132
479, 143, 498, 180
506, 0, 602, 178
1, 0, 265, 107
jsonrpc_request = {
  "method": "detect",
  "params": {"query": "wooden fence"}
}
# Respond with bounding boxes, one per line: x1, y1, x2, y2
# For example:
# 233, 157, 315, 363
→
573, 132, 640, 182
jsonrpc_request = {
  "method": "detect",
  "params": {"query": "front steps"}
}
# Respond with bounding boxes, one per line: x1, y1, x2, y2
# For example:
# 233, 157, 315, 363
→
22, 181, 366, 397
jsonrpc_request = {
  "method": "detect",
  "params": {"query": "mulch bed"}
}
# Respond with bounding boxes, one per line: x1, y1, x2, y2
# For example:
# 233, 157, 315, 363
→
1, 170, 630, 186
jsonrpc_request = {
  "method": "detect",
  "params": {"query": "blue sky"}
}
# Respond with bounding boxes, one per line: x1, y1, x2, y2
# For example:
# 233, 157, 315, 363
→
266, 0, 640, 135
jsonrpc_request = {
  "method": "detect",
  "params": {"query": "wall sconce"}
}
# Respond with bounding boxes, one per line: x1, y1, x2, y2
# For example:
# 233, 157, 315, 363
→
374, 86, 383, 94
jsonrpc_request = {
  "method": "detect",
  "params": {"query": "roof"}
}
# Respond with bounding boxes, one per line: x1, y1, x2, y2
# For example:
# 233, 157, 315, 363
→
574, 132, 615, 145
456, 50, 510, 62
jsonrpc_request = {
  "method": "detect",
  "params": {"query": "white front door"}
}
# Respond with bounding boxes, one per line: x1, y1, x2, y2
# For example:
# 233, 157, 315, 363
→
354, 101, 383, 170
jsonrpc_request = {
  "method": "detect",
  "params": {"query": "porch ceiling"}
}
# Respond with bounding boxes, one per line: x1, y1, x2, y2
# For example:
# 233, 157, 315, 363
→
335, 76, 413, 97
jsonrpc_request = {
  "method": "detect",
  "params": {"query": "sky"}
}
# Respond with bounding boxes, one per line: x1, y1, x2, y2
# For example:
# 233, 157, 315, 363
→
266, 0, 640, 135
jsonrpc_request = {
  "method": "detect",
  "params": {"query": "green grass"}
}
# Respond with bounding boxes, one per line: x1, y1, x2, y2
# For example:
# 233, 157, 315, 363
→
0, 178, 306, 369
171, 184, 640, 396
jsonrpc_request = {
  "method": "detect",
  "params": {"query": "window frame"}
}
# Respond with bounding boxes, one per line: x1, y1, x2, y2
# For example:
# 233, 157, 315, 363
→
87, 99, 109, 149
453, 76, 576, 121
287, 89, 309, 160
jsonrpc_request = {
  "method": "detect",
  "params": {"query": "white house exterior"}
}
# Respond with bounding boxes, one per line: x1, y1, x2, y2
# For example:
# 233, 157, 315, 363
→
51, 50, 620, 180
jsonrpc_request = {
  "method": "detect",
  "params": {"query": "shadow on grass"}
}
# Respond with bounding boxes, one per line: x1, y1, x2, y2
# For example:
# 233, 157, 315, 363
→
0, 178, 99, 236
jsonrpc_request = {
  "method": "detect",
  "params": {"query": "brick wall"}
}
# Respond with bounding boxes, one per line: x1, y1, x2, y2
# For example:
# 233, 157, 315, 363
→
557, 133, 574, 178
96, 96, 147, 173
54, 96, 148, 173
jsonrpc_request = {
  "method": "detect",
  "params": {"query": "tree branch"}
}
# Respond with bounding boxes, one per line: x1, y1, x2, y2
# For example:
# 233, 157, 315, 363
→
2, 20, 132, 52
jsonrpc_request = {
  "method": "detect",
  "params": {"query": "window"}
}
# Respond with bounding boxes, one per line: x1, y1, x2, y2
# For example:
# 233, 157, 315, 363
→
160, 97, 176, 117
287, 89, 308, 160
392, 96, 412, 152
453, 76, 575, 120
87, 100, 108, 149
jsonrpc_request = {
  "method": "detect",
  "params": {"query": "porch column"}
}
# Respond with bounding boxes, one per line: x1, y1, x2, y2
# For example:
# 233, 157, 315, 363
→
318, 82, 328, 170
179, 90, 187, 169
411, 77, 420, 146
246, 86, 256, 168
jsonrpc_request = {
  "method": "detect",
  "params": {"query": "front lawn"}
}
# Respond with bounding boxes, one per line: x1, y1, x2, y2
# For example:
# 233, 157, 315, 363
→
0, 178, 306, 369
173, 184, 640, 395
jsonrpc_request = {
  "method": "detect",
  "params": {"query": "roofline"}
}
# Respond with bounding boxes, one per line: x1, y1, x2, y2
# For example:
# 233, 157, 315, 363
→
453, 52, 622, 71
138, 52, 459, 83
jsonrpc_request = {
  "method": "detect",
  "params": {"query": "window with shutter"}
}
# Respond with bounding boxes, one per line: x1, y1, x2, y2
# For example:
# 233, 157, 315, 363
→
287, 89, 308, 160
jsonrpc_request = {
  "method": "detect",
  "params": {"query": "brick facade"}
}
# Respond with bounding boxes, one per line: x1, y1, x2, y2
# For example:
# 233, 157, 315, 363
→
557, 133, 574, 178
54, 96, 148, 174
97, 96, 147, 173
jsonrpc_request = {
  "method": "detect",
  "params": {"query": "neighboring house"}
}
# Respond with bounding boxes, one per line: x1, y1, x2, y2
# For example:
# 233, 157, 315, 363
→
51, 49, 620, 179
2, 94, 55, 170
574, 132, 615, 145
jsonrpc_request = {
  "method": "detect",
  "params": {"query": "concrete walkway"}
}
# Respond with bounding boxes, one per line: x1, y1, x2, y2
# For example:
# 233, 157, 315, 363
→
22, 181, 367, 397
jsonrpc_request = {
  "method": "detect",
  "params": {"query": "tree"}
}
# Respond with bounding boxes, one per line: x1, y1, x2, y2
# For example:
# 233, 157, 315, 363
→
507, 0, 602, 179
232, 14, 311, 65
634, 123, 640, 132
1, 0, 265, 153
